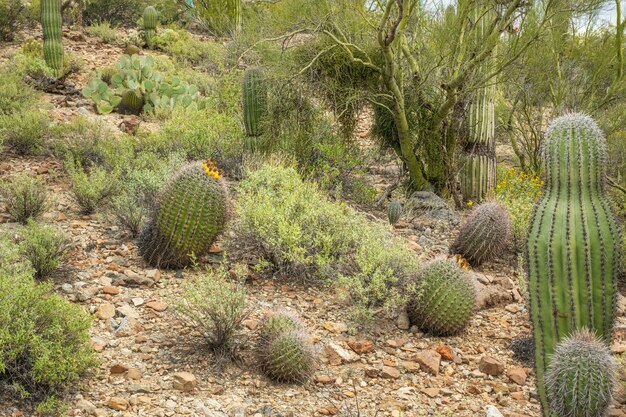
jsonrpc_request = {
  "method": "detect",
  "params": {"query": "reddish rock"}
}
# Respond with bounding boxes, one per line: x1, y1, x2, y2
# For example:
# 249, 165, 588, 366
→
348, 340, 375, 354
435, 345, 454, 361
107, 397, 129, 411
110, 364, 128, 374
381, 365, 400, 379
479, 356, 505, 376
146, 300, 167, 312
172, 371, 197, 392
325, 342, 359, 365
413, 350, 441, 376
315, 375, 334, 384
508, 368, 527, 385
102, 285, 120, 295
96, 303, 116, 320
422, 388, 439, 398
127, 368, 142, 380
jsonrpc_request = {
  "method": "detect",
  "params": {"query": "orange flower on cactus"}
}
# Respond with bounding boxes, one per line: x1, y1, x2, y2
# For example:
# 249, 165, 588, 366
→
201, 160, 222, 180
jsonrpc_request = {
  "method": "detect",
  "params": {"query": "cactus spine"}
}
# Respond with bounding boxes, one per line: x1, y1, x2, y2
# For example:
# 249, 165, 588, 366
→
143, 6, 158, 48
459, 5, 497, 203
242, 68, 267, 137
139, 160, 227, 268
526, 114, 620, 416
41, 0, 64, 78
546, 329, 616, 417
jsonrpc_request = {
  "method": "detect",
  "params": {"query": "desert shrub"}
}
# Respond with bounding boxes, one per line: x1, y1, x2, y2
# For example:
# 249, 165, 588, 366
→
86, 21, 121, 44
0, 0, 25, 41
187, 0, 241, 36
229, 163, 419, 315
65, 157, 119, 214
0, 237, 95, 412
0, 174, 48, 224
50, 116, 114, 168
83, 0, 147, 26
19, 220, 68, 280
491, 166, 544, 251
0, 67, 39, 116
152, 27, 226, 70
176, 264, 248, 359
11, 43, 84, 83
0, 110, 49, 155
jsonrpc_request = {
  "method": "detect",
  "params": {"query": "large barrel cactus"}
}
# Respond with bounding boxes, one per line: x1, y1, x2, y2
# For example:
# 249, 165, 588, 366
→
139, 160, 227, 268
41, 0, 64, 78
406, 258, 476, 336
526, 114, 620, 416
450, 201, 512, 266
242, 68, 267, 137
143, 6, 158, 48
546, 329, 616, 417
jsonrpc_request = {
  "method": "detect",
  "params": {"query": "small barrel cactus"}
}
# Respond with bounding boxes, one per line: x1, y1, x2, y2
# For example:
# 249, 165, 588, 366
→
387, 200, 403, 225
139, 160, 227, 268
41, 0, 64, 77
242, 68, 267, 137
143, 6, 158, 48
450, 201, 511, 266
121, 89, 143, 114
406, 258, 475, 336
125, 44, 141, 56
527, 114, 620, 414
546, 329, 616, 417
259, 311, 302, 344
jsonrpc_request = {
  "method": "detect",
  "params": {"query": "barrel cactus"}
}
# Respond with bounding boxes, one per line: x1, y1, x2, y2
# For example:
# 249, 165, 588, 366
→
259, 311, 302, 344
242, 68, 267, 137
546, 329, 616, 417
387, 200, 403, 225
125, 44, 141, 56
526, 114, 620, 415
450, 201, 511, 266
121, 90, 143, 114
139, 160, 227, 268
143, 6, 158, 48
41, 0, 64, 77
406, 258, 475, 336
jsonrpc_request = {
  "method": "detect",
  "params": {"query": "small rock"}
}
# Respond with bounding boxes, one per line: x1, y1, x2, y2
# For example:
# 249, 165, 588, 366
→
381, 366, 400, 379
96, 303, 116, 320
127, 368, 142, 380
228, 403, 245, 417
76, 399, 96, 414
146, 300, 167, 312
485, 405, 503, 417
508, 368, 527, 385
435, 345, 454, 361
102, 285, 120, 295
242, 319, 259, 330
347, 340, 375, 354
325, 342, 360, 365
413, 350, 441, 376
110, 364, 129, 374
172, 371, 197, 392
107, 397, 129, 411
422, 388, 439, 398
323, 321, 348, 333
396, 311, 410, 330
479, 356, 505, 376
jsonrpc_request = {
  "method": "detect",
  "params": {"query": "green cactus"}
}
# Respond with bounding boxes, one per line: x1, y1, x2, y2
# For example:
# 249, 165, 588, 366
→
125, 44, 141, 56
450, 201, 511, 266
259, 311, 302, 344
260, 330, 316, 384
242, 68, 267, 137
121, 89, 143, 114
526, 114, 620, 416
143, 6, 158, 48
387, 200, 403, 225
546, 329, 616, 417
41, 0, 64, 78
406, 258, 475, 336
139, 160, 227, 268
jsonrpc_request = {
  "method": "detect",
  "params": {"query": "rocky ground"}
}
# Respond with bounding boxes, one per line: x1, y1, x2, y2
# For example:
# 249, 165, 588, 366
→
1, 28, 626, 417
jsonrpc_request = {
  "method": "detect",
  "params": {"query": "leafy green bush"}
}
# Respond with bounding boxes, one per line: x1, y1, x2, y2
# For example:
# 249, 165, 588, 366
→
229, 163, 419, 315
86, 21, 121, 44
176, 264, 248, 359
0, 237, 95, 412
0, 66, 39, 116
189, 0, 241, 36
152, 27, 226, 70
0, 0, 25, 41
65, 157, 119, 214
20, 220, 68, 280
0, 174, 48, 224
0, 110, 49, 155
491, 166, 543, 251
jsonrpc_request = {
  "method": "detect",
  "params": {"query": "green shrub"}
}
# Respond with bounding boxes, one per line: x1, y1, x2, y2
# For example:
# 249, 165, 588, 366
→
65, 157, 119, 214
0, 174, 48, 224
20, 220, 68, 280
491, 166, 544, 251
229, 163, 419, 315
0, 237, 95, 411
152, 27, 226, 69
189, 0, 241, 36
86, 21, 121, 44
0, 0, 25, 41
83, 0, 146, 26
0, 110, 49, 155
176, 264, 248, 359
0, 67, 39, 116
50, 116, 113, 168
11, 45, 84, 85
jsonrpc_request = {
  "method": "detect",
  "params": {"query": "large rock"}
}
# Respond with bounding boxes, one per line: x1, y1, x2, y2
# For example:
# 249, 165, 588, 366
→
173, 371, 197, 392
412, 350, 441, 376
325, 342, 360, 365
479, 356, 505, 376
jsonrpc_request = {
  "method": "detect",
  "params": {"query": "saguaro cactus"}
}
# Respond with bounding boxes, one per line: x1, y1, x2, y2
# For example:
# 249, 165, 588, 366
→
41, 0, 64, 78
143, 6, 158, 48
526, 114, 620, 416
242, 68, 267, 137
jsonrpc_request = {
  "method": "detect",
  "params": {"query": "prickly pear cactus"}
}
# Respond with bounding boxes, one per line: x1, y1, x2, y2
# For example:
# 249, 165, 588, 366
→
143, 6, 158, 48
526, 114, 620, 416
242, 68, 267, 137
121, 89, 143, 114
41, 0, 64, 77
139, 160, 227, 268
406, 258, 475, 336
450, 201, 511, 266
387, 200, 403, 225
546, 329, 616, 417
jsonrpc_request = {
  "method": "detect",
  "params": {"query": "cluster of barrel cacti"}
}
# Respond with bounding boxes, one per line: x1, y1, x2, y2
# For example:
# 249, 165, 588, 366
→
41, 0, 64, 77
143, 6, 159, 49
450, 201, 512, 266
257, 311, 316, 384
242, 68, 267, 137
526, 114, 620, 416
406, 258, 475, 336
138, 160, 227, 268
